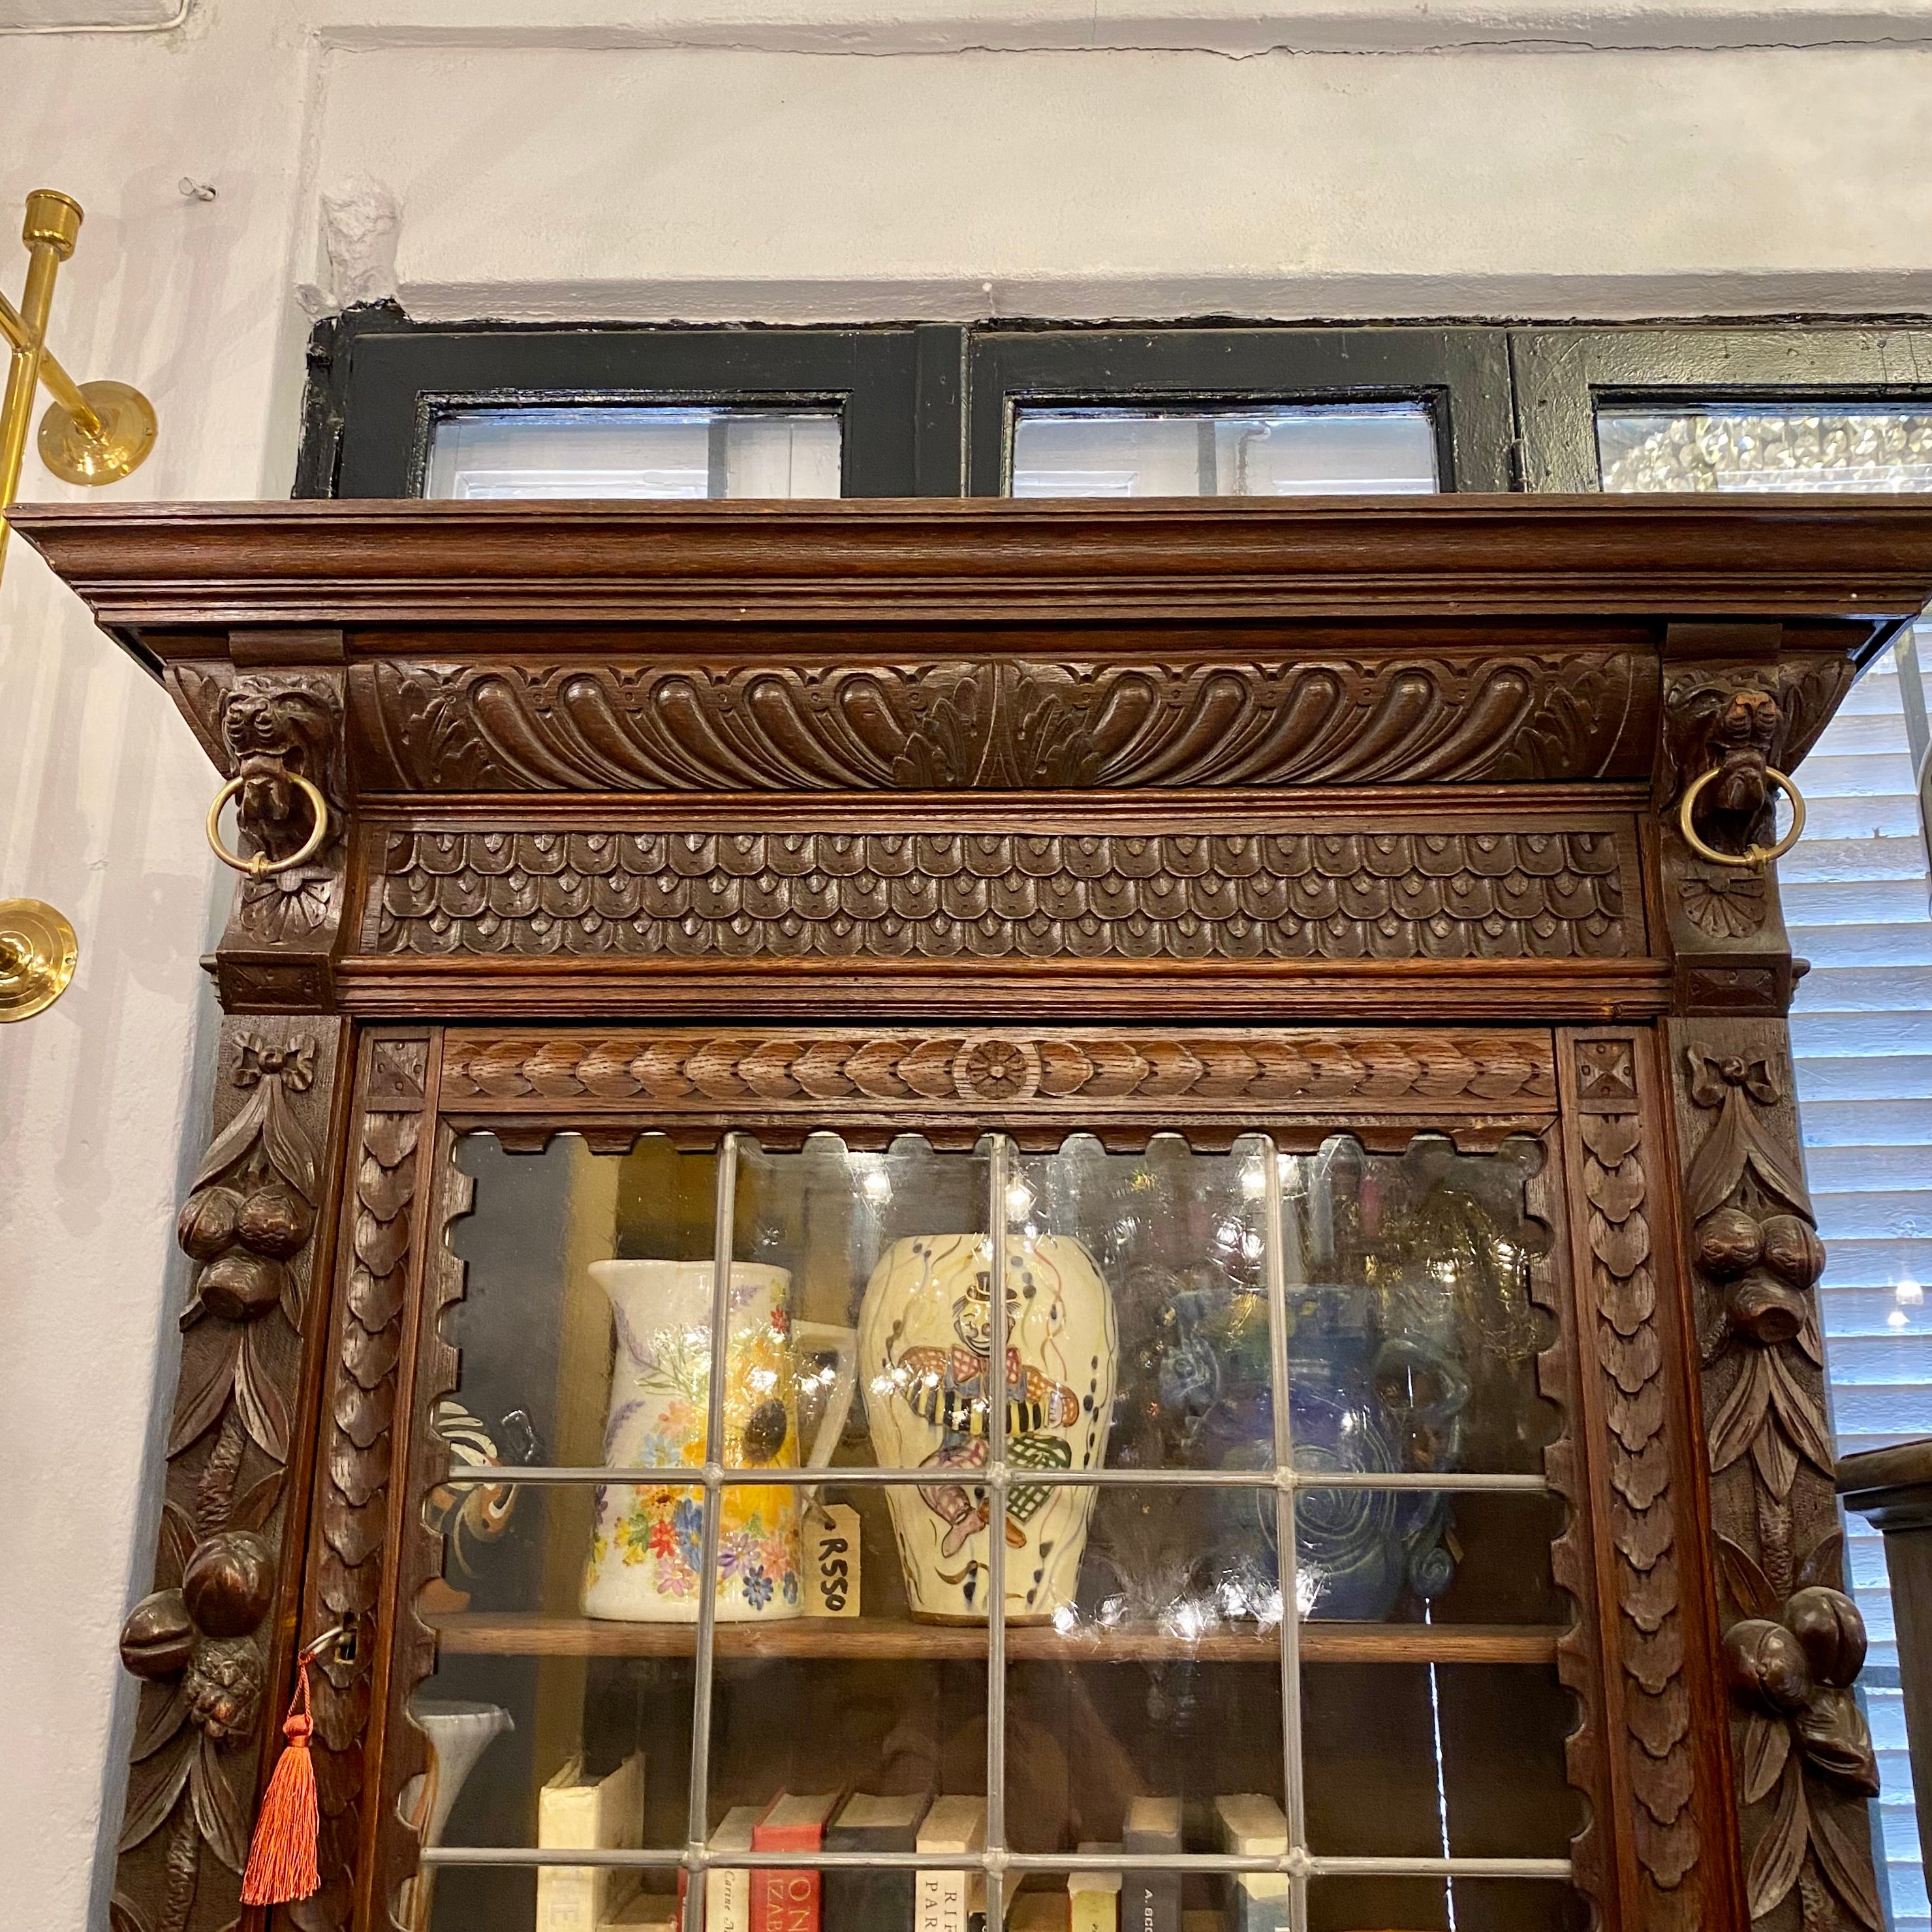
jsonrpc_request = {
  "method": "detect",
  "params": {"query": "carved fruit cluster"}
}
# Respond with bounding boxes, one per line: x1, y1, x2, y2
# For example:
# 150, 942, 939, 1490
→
121, 1527, 277, 1745
178, 1176, 313, 1321
1693, 1202, 1824, 1346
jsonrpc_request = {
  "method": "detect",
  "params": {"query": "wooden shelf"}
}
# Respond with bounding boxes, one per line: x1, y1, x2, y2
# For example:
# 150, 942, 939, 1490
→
428, 1612, 1559, 1666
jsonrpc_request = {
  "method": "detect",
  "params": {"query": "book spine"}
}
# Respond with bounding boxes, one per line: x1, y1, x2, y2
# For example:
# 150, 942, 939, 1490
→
1069, 1892, 1117, 1932
708, 1865, 749, 1932
1117, 1873, 1176, 1932
916, 1871, 970, 1932
535, 1866, 600, 1932
751, 1867, 819, 1932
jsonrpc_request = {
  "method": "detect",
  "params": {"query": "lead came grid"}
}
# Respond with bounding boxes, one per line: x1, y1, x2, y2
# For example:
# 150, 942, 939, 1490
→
422, 1129, 1574, 1922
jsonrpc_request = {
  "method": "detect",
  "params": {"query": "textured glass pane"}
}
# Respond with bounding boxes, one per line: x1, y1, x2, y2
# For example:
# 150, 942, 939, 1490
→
1301, 1662, 1580, 1858
425, 405, 841, 499
1281, 1136, 1557, 1481
1010, 404, 1438, 497
1597, 405, 1932, 493
1005, 1484, 1286, 1852
1012, 1134, 1273, 1471
1309, 1877, 1588, 1932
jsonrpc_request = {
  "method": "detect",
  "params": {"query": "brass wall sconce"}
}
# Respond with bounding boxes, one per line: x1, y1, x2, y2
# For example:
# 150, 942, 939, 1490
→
1, 188, 160, 1022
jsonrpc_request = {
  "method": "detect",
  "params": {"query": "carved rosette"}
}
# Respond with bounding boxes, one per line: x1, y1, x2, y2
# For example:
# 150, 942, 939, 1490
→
295, 1032, 435, 1932
1557, 1032, 1715, 1931
110, 1020, 345, 1932
1666, 1020, 1882, 1932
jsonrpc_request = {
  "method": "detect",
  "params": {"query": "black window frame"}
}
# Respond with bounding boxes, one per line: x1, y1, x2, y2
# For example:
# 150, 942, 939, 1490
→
965, 325, 1514, 494
1508, 325, 1932, 492
296, 305, 965, 499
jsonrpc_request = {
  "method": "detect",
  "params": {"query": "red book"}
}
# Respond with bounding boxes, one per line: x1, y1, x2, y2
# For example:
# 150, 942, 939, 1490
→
752, 1793, 841, 1932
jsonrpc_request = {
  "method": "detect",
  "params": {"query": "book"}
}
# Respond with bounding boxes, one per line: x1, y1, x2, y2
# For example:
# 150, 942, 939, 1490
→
1121, 1798, 1181, 1932
1068, 1843, 1121, 1932
708, 1805, 765, 1932
826, 1792, 931, 1932
601, 1896, 680, 1932
537, 1752, 647, 1932
1211, 1796, 1287, 1932
1006, 1892, 1068, 1932
916, 1794, 989, 1932
753, 1792, 841, 1932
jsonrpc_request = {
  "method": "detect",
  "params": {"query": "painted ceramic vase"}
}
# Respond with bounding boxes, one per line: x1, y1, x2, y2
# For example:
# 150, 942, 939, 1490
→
583, 1260, 856, 1623
859, 1234, 1115, 1623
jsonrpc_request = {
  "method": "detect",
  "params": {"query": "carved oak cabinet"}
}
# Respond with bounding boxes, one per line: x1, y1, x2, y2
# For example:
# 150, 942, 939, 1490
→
21, 497, 1932, 1932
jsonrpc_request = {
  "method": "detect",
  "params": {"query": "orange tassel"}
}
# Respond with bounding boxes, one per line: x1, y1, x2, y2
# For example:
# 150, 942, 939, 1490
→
241, 1655, 322, 1905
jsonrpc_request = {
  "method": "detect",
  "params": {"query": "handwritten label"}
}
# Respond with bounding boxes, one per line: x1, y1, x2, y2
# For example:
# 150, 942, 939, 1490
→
804, 1503, 861, 1618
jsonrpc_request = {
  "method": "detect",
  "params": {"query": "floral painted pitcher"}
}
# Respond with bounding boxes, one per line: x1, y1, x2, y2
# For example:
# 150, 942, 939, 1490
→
583, 1260, 856, 1623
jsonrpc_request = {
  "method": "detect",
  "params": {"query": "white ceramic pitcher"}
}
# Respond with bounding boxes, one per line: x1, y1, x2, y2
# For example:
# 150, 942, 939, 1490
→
583, 1260, 856, 1623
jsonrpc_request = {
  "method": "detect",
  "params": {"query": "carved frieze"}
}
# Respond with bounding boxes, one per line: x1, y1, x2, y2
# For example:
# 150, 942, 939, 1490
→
438, 1023, 1558, 1147
362, 824, 1636, 965
110, 1020, 345, 1932
348, 651, 1653, 792
1666, 1020, 1881, 1932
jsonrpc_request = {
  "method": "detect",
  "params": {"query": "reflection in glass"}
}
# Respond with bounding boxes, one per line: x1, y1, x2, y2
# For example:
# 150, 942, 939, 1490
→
1010, 403, 1439, 497
1597, 405, 1932, 495
425, 405, 841, 499
426, 1129, 1578, 1922
1017, 1134, 1271, 1474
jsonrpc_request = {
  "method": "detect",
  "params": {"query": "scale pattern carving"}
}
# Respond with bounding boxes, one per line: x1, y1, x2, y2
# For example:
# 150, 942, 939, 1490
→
1572, 1038, 1702, 1928
298, 1038, 429, 1932
352, 653, 1648, 792
367, 826, 1631, 963
439, 1026, 1559, 1110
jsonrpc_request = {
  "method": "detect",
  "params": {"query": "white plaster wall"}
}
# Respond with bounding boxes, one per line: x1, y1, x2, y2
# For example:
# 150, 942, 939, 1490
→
5, 4, 1932, 1927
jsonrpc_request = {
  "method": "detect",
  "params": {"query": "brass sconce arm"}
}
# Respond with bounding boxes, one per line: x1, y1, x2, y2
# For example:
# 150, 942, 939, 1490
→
1, 189, 160, 1022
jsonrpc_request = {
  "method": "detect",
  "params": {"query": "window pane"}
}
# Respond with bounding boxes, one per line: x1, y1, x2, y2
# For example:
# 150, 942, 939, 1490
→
1599, 400, 1932, 1931
1010, 404, 1438, 498
424, 405, 841, 499
1597, 405, 1932, 493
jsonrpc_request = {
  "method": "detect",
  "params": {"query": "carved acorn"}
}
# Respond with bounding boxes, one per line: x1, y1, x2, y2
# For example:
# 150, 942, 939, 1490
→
182, 1635, 264, 1745
236, 1179, 313, 1260
1694, 1206, 1763, 1281
1722, 1616, 1813, 1712
1760, 1213, 1826, 1292
1784, 1583, 1868, 1688
182, 1529, 275, 1640
177, 1184, 243, 1262
119, 1588, 196, 1679
1725, 1272, 1810, 1347
197, 1251, 284, 1322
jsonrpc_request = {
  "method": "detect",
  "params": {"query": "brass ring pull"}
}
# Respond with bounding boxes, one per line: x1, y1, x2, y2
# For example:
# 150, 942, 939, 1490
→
206, 774, 330, 879
1678, 764, 1807, 869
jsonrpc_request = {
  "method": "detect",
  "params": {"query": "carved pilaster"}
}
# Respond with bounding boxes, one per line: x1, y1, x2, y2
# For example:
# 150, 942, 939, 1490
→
293, 1031, 439, 1932
110, 1018, 348, 1932
1666, 1020, 1882, 1932
168, 651, 351, 1013
1556, 1028, 1735, 1931
1657, 640, 1856, 1016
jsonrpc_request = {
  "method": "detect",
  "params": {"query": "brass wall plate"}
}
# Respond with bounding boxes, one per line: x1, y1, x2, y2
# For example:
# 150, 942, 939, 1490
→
0, 897, 78, 1020
38, 379, 156, 486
